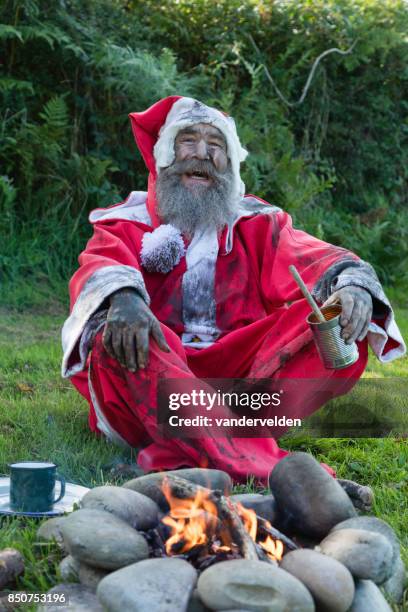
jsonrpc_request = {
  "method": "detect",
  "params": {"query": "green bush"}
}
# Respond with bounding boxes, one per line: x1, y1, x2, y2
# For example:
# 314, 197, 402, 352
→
1, 0, 407, 304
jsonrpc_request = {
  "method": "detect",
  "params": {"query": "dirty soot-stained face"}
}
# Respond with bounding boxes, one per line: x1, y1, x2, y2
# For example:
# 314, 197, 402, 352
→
156, 123, 238, 238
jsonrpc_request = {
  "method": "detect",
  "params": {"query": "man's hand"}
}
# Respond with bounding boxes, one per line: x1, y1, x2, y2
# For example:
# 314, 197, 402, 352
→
323, 286, 373, 344
102, 288, 170, 371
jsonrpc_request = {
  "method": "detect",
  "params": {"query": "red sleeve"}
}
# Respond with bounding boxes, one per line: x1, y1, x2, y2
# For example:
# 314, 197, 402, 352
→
260, 211, 358, 307
69, 221, 145, 310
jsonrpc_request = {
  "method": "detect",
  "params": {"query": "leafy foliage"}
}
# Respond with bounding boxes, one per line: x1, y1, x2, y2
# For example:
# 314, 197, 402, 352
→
0, 0, 407, 303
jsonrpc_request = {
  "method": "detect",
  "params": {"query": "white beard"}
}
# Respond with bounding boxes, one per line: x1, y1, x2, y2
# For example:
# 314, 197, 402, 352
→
156, 159, 237, 238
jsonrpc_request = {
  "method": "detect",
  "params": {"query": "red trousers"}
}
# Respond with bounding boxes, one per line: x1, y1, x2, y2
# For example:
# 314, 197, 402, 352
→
72, 299, 368, 483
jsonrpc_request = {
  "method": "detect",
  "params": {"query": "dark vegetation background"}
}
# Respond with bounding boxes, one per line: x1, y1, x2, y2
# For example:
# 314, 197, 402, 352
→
1, 0, 407, 307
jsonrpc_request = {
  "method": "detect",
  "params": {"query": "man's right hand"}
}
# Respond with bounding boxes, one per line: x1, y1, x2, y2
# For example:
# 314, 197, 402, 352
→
102, 288, 170, 372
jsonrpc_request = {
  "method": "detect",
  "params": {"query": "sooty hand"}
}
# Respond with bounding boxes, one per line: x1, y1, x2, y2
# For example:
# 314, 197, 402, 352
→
323, 286, 373, 344
102, 288, 170, 371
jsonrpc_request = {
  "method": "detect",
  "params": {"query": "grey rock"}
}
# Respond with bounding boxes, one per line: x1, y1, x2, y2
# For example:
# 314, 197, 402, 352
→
60, 509, 149, 570
318, 528, 394, 584
0, 548, 24, 589
382, 555, 407, 604
109, 462, 144, 480
170, 468, 232, 493
37, 583, 104, 611
78, 563, 110, 591
2, 590, 56, 612
269, 452, 356, 538
280, 548, 354, 612
187, 589, 209, 612
122, 473, 171, 510
230, 493, 277, 524
0, 593, 17, 612
37, 516, 67, 550
349, 580, 392, 612
330, 515, 400, 568
123, 468, 232, 510
80, 485, 159, 530
197, 559, 315, 611
97, 558, 197, 612
59, 555, 80, 581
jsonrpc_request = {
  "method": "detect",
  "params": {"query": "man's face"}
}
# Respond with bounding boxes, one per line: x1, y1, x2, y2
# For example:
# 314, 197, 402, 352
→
156, 122, 237, 237
174, 122, 228, 189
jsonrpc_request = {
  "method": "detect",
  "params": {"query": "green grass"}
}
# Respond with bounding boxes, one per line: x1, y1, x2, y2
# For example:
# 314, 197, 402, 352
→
0, 305, 407, 609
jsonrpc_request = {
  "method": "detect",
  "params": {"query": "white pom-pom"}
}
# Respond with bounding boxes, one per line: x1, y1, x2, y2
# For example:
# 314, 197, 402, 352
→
140, 224, 185, 274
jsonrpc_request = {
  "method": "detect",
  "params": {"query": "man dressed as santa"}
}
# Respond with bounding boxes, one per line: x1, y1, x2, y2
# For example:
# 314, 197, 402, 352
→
61, 96, 405, 483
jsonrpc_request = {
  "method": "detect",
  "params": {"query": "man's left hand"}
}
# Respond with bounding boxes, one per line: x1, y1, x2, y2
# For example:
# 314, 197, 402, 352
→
323, 286, 373, 344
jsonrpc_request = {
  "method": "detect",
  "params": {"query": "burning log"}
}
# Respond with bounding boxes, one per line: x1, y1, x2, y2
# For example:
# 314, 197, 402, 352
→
161, 474, 211, 500
256, 516, 298, 552
254, 542, 277, 565
212, 491, 259, 561
161, 476, 272, 563
143, 528, 167, 558
196, 546, 242, 572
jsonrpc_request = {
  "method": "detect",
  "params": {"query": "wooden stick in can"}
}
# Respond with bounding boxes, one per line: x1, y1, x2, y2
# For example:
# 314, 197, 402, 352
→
289, 265, 326, 323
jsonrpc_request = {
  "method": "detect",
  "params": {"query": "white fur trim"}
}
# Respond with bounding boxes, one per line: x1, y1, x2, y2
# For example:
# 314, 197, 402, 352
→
89, 191, 151, 225
61, 265, 150, 377
140, 224, 185, 274
181, 226, 220, 344
153, 97, 248, 203
367, 315, 406, 363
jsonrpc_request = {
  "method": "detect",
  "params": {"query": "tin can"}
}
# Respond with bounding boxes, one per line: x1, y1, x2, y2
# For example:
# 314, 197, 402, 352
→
307, 304, 359, 370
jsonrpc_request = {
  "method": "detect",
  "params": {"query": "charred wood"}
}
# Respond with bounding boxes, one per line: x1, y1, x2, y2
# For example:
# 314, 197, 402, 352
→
256, 515, 298, 551
163, 475, 259, 561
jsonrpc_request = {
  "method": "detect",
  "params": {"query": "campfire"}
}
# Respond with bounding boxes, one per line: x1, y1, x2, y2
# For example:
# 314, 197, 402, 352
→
36, 457, 405, 611
146, 475, 287, 571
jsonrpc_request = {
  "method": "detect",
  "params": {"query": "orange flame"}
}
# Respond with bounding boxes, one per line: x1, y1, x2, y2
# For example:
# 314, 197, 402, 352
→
161, 477, 219, 555
259, 533, 284, 560
235, 503, 283, 562
161, 478, 283, 562
235, 501, 257, 541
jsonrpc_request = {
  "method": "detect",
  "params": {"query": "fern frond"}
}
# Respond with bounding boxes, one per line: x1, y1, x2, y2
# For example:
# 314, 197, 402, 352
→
0, 25, 23, 42
19, 23, 71, 49
17, 23, 87, 59
39, 95, 69, 140
19, 24, 57, 48
92, 43, 200, 103
0, 78, 34, 94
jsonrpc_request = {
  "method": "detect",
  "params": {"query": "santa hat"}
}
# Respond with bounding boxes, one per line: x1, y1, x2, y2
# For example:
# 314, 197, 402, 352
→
129, 96, 248, 228
153, 97, 248, 204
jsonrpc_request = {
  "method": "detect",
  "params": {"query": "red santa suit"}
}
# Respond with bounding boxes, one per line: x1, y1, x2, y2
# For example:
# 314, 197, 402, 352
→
61, 96, 406, 483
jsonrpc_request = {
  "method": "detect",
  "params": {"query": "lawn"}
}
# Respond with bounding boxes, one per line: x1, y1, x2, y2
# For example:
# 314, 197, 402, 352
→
0, 305, 407, 608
